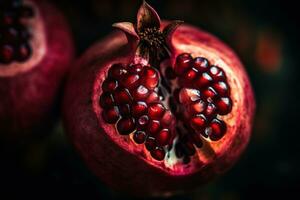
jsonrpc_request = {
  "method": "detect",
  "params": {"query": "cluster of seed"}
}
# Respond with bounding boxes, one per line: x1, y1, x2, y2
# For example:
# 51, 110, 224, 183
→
0, 0, 34, 64
166, 53, 232, 160
100, 63, 174, 161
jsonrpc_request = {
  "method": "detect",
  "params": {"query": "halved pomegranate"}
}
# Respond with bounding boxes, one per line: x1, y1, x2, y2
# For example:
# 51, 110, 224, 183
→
0, 0, 74, 139
63, 2, 255, 196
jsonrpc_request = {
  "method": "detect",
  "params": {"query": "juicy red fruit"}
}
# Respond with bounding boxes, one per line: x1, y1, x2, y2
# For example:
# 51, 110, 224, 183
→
63, 1, 255, 196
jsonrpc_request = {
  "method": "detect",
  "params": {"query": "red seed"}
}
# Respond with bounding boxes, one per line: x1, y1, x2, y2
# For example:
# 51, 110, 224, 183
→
128, 64, 144, 74
148, 103, 165, 119
190, 114, 207, 130
142, 67, 159, 89
146, 91, 160, 103
189, 99, 207, 114
193, 57, 209, 72
204, 103, 217, 118
102, 78, 118, 92
195, 72, 213, 88
150, 147, 165, 161
137, 115, 149, 128
120, 74, 140, 88
174, 53, 193, 75
0, 44, 14, 63
156, 129, 171, 146
215, 97, 232, 115
148, 120, 161, 135
161, 110, 174, 126
132, 85, 149, 100
118, 104, 131, 117
133, 131, 147, 144
209, 65, 226, 81
100, 92, 114, 107
16, 43, 31, 61
145, 136, 156, 151
203, 87, 218, 101
116, 117, 135, 135
213, 81, 230, 96
209, 118, 226, 141
113, 88, 132, 105
108, 63, 127, 79
131, 101, 148, 117
183, 67, 198, 83
102, 106, 119, 124
179, 88, 201, 103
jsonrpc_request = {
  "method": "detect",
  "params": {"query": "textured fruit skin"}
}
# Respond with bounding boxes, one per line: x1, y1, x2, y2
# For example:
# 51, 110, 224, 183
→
0, 0, 74, 139
63, 23, 255, 196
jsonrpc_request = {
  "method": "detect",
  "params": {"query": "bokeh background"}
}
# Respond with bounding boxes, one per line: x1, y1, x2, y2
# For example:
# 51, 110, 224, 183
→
1, 0, 299, 199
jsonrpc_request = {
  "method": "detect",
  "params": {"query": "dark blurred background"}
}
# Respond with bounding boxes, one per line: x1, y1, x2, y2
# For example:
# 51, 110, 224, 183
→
1, 0, 299, 199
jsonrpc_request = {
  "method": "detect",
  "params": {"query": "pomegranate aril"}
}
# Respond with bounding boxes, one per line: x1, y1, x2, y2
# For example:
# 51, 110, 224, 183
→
100, 92, 114, 107
148, 103, 165, 119
113, 88, 132, 105
204, 103, 217, 118
190, 114, 207, 130
165, 67, 176, 80
209, 118, 226, 141
128, 64, 144, 74
209, 65, 226, 81
213, 81, 230, 97
174, 53, 192, 75
133, 85, 149, 100
0, 44, 14, 63
179, 88, 201, 103
161, 110, 173, 126
119, 104, 131, 117
203, 87, 218, 101
216, 97, 232, 115
156, 129, 171, 146
195, 72, 213, 88
102, 78, 118, 92
16, 43, 31, 61
142, 67, 159, 89
108, 64, 127, 79
148, 120, 161, 135
131, 101, 147, 117
193, 57, 209, 72
137, 115, 149, 128
183, 67, 198, 83
190, 99, 206, 114
121, 74, 140, 88
133, 131, 147, 144
116, 117, 136, 135
3, 27, 18, 43
146, 91, 160, 103
150, 147, 165, 161
145, 136, 156, 151
102, 106, 119, 124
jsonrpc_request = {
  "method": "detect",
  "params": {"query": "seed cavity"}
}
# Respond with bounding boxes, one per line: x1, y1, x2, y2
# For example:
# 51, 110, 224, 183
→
99, 53, 232, 162
0, 0, 34, 64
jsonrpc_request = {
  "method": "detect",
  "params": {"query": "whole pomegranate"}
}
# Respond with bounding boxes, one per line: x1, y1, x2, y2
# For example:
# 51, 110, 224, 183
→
63, 2, 255, 196
0, 0, 74, 139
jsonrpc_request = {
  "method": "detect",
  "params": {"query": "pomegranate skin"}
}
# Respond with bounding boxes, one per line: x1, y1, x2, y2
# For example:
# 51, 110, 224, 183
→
0, 0, 74, 139
63, 23, 255, 196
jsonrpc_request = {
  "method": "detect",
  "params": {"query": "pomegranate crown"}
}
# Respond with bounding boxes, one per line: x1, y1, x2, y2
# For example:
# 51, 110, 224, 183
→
113, 1, 183, 65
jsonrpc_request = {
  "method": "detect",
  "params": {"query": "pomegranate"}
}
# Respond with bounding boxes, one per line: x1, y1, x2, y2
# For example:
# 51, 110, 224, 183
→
0, 0, 74, 139
63, 2, 255, 196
